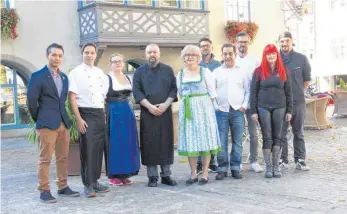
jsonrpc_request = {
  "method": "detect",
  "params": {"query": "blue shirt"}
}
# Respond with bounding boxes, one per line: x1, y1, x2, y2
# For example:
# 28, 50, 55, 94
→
48, 66, 63, 97
199, 54, 222, 72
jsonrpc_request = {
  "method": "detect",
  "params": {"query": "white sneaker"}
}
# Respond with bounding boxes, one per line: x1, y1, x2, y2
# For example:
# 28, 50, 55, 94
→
250, 162, 264, 173
279, 159, 288, 171
296, 159, 310, 171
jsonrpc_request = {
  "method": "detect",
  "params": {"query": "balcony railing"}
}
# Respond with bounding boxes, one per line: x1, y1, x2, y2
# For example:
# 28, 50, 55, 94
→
78, 2, 210, 47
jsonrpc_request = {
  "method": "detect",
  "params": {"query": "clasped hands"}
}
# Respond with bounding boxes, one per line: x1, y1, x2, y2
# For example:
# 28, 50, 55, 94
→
148, 103, 169, 116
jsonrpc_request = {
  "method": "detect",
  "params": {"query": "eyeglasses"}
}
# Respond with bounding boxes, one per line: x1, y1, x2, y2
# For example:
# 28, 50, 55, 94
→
237, 41, 249, 44
111, 60, 123, 64
223, 52, 234, 57
184, 54, 198, 58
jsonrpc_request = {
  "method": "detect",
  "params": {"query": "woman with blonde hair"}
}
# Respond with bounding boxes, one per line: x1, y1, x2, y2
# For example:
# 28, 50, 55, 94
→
104, 53, 140, 186
177, 45, 221, 185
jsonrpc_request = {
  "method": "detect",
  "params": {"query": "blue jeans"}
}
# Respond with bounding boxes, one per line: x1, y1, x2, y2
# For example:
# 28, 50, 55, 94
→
216, 107, 245, 172
246, 109, 259, 163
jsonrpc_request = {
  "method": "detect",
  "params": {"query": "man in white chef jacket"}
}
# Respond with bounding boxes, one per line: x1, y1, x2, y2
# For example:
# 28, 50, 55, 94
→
68, 43, 110, 197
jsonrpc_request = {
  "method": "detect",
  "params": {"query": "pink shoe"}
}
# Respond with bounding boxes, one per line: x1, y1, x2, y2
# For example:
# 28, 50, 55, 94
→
121, 178, 133, 185
109, 178, 123, 186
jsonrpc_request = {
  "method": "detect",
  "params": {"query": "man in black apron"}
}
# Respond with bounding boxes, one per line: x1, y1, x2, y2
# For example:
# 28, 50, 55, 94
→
69, 43, 110, 197
132, 44, 178, 187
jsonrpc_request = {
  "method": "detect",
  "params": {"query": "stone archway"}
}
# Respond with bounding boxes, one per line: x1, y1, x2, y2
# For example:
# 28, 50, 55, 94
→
1, 55, 36, 130
1, 54, 37, 84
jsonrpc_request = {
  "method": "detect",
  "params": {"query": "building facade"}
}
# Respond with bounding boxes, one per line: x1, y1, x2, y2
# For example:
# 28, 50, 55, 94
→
1, 0, 285, 133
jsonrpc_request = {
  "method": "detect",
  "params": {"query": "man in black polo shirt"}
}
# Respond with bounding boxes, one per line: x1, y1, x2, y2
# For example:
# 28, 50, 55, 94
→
279, 31, 311, 171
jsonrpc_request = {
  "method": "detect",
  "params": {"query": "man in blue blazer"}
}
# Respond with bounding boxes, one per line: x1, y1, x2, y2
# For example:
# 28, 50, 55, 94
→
27, 43, 79, 203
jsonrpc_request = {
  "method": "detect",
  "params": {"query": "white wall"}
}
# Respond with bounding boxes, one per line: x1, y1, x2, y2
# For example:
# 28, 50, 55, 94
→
1, 1, 81, 73
248, 0, 285, 58
314, 0, 347, 77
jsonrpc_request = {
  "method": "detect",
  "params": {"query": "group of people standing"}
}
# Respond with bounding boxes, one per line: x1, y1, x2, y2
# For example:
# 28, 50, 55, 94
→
27, 30, 311, 203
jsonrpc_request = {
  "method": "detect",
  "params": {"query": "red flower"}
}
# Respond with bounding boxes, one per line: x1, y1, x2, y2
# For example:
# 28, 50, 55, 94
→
224, 21, 259, 44
1, 8, 20, 40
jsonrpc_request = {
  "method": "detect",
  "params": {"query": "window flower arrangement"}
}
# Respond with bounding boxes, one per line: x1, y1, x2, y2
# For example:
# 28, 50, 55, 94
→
224, 21, 259, 44
1, 8, 20, 40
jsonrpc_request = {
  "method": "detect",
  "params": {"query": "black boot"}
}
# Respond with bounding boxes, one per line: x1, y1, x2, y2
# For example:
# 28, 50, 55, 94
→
231, 170, 243, 179
148, 177, 158, 187
161, 176, 177, 186
262, 149, 273, 178
215, 172, 227, 180
273, 146, 282, 178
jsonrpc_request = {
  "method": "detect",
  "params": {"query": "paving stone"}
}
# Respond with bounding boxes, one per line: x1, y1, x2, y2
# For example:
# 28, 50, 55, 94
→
1, 117, 347, 213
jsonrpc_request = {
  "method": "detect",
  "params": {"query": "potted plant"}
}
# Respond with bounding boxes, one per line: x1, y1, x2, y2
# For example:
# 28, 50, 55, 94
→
224, 21, 259, 44
338, 78, 347, 91
1, 8, 20, 40
26, 100, 81, 176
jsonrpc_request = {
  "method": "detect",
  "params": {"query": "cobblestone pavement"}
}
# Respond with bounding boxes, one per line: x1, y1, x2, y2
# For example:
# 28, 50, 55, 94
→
1, 116, 347, 214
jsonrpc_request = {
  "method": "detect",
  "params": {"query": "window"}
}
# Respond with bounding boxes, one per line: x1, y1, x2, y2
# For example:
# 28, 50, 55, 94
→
183, 0, 203, 9
159, 0, 178, 7
331, 38, 347, 60
1, 0, 14, 8
79, 0, 205, 10
331, 0, 347, 10
82, 0, 95, 6
226, 0, 251, 21
104, 0, 124, 3
131, 0, 152, 6
0, 64, 30, 129
81, 0, 124, 7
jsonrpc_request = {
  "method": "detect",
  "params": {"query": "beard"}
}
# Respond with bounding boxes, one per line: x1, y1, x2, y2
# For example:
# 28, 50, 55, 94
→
202, 51, 210, 56
238, 47, 247, 54
281, 46, 290, 53
148, 57, 159, 68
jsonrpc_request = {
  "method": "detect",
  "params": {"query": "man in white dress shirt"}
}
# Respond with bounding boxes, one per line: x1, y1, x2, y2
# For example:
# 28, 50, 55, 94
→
68, 43, 110, 197
213, 44, 250, 180
235, 32, 264, 173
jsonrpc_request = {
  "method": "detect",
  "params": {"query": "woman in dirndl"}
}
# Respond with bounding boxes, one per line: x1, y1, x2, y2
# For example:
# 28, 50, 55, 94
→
105, 53, 141, 186
177, 45, 221, 186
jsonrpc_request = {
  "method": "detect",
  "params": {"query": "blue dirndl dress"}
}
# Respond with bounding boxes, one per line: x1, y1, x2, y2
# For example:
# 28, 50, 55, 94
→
105, 75, 140, 179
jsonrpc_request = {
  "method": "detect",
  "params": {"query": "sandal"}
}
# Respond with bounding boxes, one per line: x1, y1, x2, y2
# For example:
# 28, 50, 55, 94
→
198, 178, 209, 185
185, 177, 198, 186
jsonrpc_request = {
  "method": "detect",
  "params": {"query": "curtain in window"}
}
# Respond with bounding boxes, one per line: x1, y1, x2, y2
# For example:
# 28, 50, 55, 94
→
132, 0, 152, 5
160, 0, 178, 7
183, 0, 202, 9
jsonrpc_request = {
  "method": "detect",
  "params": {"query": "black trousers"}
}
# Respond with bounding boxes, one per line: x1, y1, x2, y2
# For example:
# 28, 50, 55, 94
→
258, 107, 286, 150
79, 107, 105, 186
280, 102, 306, 163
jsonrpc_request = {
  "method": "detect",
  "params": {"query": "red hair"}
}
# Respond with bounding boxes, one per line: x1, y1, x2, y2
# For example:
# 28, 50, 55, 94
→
258, 44, 287, 81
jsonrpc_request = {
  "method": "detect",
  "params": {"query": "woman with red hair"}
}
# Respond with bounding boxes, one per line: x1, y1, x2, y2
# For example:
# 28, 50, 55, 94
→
250, 44, 293, 178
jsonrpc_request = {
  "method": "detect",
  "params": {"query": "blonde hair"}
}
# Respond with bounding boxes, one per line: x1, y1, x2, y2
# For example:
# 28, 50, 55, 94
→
180, 45, 202, 65
109, 53, 124, 64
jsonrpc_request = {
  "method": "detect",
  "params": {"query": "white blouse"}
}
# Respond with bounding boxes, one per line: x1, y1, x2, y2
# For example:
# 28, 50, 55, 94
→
107, 73, 132, 91
68, 63, 108, 108
177, 67, 217, 98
